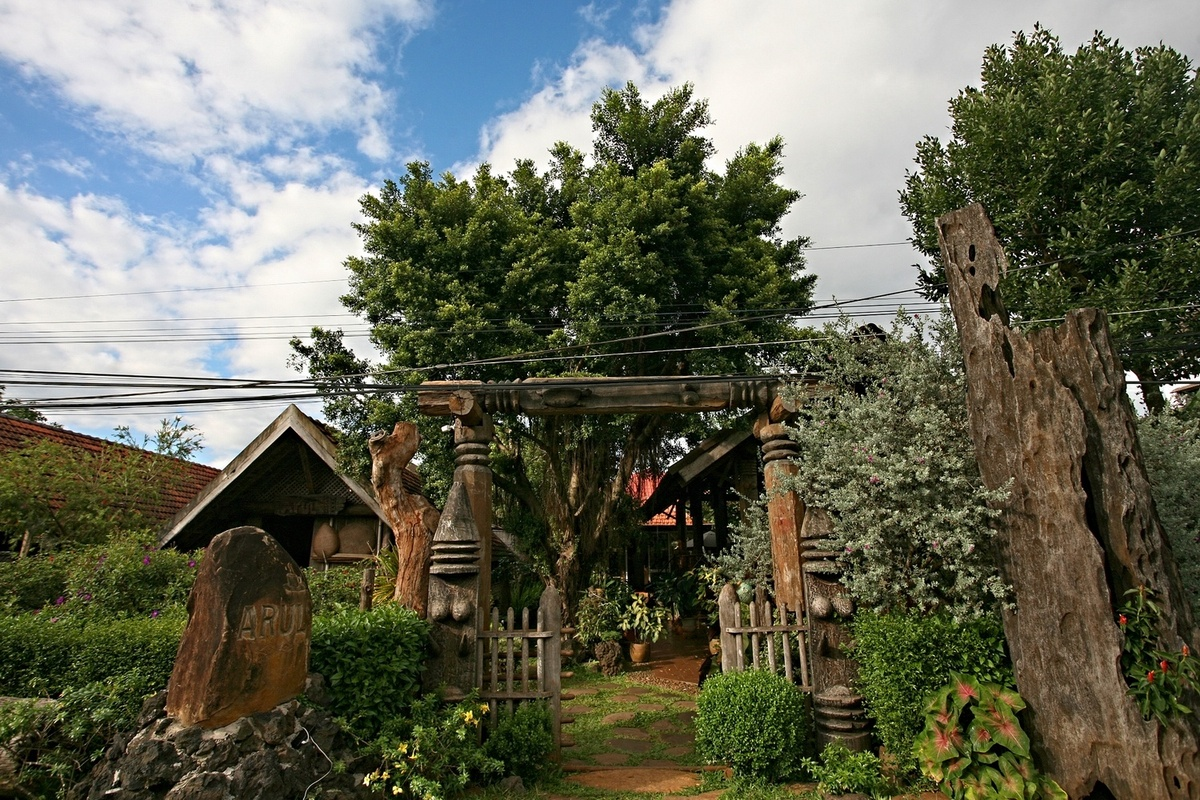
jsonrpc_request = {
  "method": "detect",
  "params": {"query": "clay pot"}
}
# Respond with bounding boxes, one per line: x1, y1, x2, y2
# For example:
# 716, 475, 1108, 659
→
629, 641, 651, 664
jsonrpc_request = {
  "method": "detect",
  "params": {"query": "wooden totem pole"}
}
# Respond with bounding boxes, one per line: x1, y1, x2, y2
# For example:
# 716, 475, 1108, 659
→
425, 481, 481, 699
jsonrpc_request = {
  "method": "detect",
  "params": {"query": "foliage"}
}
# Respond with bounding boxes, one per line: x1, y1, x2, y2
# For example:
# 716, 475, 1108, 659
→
708, 494, 775, 596
915, 675, 1065, 800
782, 312, 1010, 619
0, 670, 160, 799
900, 26, 1200, 411
800, 742, 889, 798
0, 612, 183, 696
0, 552, 68, 613
307, 563, 367, 616
1139, 412, 1200, 619
851, 610, 1011, 775
619, 591, 670, 644
310, 603, 430, 739
695, 669, 813, 782
483, 701, 555, 784
650, 568, 704, 620
365, 694, 502, 800
0, 432, 201, 552
58, 534, 200, 619
113, 415, 204, 460
1117, 586, 1198, 725
0, 384, 44, 422
291, 81, 817, 611
574, 575, 633, 647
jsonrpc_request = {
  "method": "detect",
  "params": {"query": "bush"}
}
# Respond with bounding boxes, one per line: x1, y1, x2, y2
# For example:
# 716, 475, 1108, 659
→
60, 535, 200, 619
306, 563, 367, 616
695, 669, 813, 782
0, 612, 184, 696
366, 693, 502, 800
483, 701, 555, 784
0, 553, 68, 613
0, 670, 160, 799
1139, 411, 1200, 619
850, 610, 1011, 774
800, 742, 888, 797
310, 603, 430, 739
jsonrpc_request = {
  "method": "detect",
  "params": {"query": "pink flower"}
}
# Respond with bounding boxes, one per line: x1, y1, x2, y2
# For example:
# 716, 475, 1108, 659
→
869, 475, 881, 485
187, 559, 196, 568
150, 610, 160, 619
142, 556, 151, 565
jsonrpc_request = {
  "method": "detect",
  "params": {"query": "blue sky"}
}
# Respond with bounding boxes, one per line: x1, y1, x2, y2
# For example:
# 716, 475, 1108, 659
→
1, 0, 1197, 465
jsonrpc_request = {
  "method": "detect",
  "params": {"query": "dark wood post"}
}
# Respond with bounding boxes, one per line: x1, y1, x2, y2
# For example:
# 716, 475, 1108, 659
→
940, 203, 1199, 798
425, 481, 481, 699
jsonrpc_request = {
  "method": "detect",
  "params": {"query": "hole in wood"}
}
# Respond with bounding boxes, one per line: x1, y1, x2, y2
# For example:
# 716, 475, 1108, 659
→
968, 243, 976, 262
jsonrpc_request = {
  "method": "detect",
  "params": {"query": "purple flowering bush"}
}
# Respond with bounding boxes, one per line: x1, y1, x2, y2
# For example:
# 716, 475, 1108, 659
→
782, 311, 1010, 619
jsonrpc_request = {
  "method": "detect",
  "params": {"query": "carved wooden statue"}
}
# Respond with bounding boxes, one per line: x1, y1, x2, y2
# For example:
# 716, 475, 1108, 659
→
941, 203, 1199, 798
369, 421, 440, 617
425, 481, 480, 698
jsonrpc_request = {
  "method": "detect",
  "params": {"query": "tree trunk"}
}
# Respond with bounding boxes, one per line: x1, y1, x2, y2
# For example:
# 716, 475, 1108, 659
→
369, 422, 440, 618
940, 204, 1200, 799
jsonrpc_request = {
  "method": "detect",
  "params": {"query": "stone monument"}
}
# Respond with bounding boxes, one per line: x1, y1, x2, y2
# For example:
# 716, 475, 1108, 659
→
166, 526, 312, 728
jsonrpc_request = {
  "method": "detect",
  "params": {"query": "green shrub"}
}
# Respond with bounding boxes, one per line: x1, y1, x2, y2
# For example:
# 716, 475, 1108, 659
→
0, 612, 183, 696
61, 534, 200, 619
310, 603, 430, 739
0, 669, 159, 799
366, 693, 502, 800
483, 701, 555, 784
851, 610, 1011, 774
0, 553, 68, 613
695, 669, 813, 782
306, 563, 367, 616
800, 741, 888, 797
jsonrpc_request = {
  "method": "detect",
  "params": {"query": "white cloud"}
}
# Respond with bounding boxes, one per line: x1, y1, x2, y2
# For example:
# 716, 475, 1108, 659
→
470, 0, 1200, 307
0, 0, 432, 162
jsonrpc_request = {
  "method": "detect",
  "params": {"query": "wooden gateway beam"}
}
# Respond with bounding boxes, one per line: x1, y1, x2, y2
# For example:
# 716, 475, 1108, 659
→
417, 376, 812, 417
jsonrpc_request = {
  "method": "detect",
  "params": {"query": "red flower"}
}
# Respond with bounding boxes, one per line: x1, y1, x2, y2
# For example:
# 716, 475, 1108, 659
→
1148, 670, 1156, 683
1160, 659, 1170, 673
1184, 644, 1191, 658
1118, 614, 1127, 626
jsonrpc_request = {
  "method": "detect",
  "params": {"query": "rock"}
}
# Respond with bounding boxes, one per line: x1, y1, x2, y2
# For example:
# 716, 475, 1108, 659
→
594, 641, 623, 677
498, 775, 526, 792
71, 699, 372, 800
303, 672, 333, 707
166, 526, 312, 729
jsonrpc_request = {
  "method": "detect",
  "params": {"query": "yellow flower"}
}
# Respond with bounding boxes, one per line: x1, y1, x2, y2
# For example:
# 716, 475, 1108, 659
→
479, 703, 490, 714
363, 775, 374, 786
392, 786, 403, 795
462, 710, 476, 724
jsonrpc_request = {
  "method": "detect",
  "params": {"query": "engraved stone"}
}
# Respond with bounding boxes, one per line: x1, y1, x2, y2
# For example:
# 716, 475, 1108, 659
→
166, 527, 311, 728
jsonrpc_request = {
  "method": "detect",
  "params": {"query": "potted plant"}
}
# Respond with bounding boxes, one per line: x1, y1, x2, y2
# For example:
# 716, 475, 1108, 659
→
575, 578, 631, 676
621, 591, 670, 663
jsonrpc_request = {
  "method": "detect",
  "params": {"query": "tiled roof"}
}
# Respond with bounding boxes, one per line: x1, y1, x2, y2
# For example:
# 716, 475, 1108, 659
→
628, 472, 693, 527
0, 413, 220, 522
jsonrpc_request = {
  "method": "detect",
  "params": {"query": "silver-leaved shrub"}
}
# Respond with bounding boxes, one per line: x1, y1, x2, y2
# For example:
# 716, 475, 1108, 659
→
780, 311, 1009, 620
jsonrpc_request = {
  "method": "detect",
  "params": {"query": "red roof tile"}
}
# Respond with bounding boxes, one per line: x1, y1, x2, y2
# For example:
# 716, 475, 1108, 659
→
0, 413, 219, 522
628, 472, 693, 527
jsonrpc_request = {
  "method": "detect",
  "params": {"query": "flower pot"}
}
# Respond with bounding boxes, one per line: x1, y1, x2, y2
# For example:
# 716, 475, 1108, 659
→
629, 640, 651, 664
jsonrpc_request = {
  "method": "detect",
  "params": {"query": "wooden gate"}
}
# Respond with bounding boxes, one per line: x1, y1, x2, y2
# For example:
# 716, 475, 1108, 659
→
717, 583, 811, 691
476, 585, 562, 752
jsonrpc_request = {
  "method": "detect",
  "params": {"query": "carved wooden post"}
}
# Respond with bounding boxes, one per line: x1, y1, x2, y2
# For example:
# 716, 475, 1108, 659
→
425, 481, 481, 699
801, 510, 870, 752
718, 583, 740, 674
450, 390, 495, 612
754, 414, 806, 610
941, 203, 1199, 799
370, 421, 439, 617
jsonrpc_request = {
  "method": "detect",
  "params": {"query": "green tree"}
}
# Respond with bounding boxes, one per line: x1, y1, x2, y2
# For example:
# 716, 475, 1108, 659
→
0, 386, 44, 423
292, 82, 816, 610
1139, 411, 1200, 618
900, 27, 1200, 412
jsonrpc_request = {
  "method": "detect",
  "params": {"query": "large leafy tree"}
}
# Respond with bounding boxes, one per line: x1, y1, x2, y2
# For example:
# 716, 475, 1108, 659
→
292, 82, 816, 608
901, 27, 1200, 412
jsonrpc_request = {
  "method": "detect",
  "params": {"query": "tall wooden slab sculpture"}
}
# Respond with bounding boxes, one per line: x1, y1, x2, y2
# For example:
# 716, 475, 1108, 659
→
425, 481, 481, 699
940, 203, 1199, 798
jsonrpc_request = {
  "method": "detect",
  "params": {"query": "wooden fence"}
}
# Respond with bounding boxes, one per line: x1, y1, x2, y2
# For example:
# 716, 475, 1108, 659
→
717, 583, 811, 690
476, 585, 562, 752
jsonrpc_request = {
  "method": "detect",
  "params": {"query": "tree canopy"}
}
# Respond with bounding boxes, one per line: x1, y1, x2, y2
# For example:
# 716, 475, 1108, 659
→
292, 82, 816, 606
900, 27, 1200, 411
